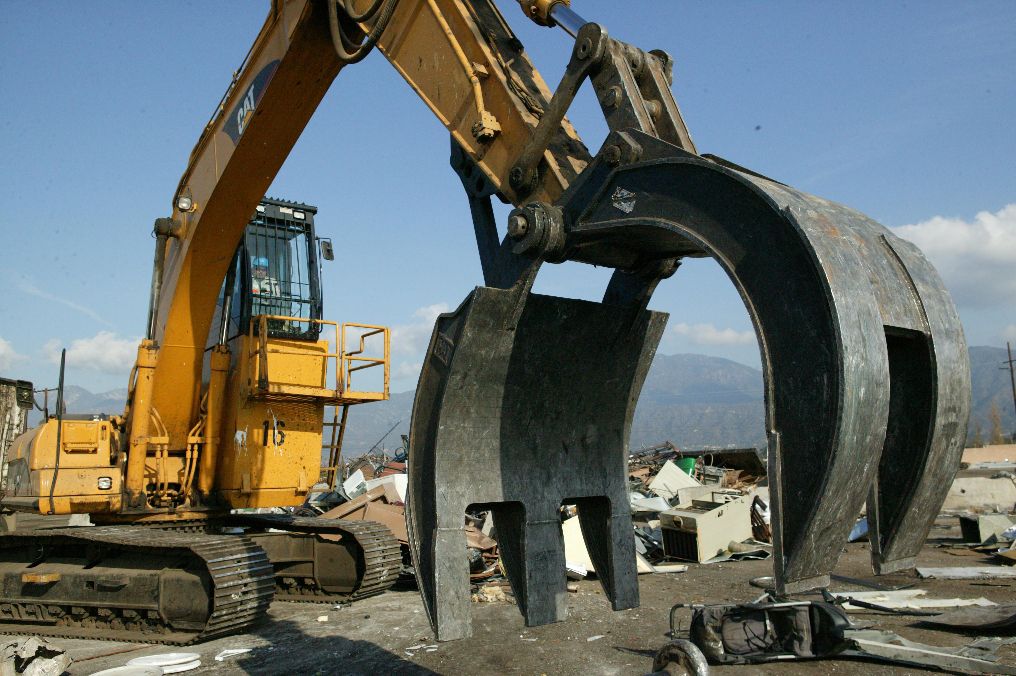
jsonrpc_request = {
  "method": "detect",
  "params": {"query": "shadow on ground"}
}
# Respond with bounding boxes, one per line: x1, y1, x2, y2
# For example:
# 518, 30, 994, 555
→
233, 617, 436, 675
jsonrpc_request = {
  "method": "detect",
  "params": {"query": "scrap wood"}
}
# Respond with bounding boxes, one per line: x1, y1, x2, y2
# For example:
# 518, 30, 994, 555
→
918, 566, 1016, 580
464, 523, 497, 551
628, 466, 652, 484
828, 589, 996, 613
320, 486, 409, 542
471, 584, 514, 604
844, 630, 1016, 675
322, 485, 388, 519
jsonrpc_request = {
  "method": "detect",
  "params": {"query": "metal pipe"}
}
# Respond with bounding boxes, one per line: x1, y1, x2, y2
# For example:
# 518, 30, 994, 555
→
218, 260, 238, 346
425, 0, 499, 140
1008, 342, 1016, 429
47, 349, 66, 515
145, 217, 178, 341
549, 4, 587, 38
145, 233, 167, 341
124, 340, 159, 504
198, 345, 230, 497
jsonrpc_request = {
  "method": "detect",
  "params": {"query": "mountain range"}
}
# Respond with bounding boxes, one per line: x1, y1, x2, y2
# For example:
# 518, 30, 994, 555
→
28, 347, 1014, 452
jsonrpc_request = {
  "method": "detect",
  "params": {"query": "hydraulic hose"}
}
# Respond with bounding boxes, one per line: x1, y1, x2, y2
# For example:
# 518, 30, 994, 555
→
328, 0, 400, 65
342, 0, 386, 22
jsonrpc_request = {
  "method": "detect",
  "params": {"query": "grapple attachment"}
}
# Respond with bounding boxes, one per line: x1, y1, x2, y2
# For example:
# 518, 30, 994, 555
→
407, 130, 969, 640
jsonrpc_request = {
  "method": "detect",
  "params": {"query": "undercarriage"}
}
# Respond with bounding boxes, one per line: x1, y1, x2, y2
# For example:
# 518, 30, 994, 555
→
0, 516, 400, 644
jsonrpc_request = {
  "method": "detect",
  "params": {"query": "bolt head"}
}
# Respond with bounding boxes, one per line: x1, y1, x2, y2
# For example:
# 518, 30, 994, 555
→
508, 213, 530, 239
602, 87, 620, 108
603, 144, 622, 166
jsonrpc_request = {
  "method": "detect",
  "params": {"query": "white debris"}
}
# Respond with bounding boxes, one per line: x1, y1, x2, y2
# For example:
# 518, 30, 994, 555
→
214, 648, 253, 661
648, 460, 701, 501
0, 637, 71, 676
126, 652, 201, 673
831, 589, 996, 611
587, 635, 605, 642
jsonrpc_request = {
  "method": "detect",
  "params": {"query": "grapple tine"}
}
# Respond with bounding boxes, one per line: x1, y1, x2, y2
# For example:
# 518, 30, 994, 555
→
406, 287, 665, 640
864, 235, 970, 574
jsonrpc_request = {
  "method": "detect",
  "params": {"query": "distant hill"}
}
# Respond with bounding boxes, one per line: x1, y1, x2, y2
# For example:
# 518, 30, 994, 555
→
969, 346, 1016, 443
34, 347, 1013, 452
27, 385, 127, 426
630, 353, 765, 449
340, 353, 768, 454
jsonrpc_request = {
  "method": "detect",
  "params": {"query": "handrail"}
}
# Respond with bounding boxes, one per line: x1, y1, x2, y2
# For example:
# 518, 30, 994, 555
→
247, 315, 389, 400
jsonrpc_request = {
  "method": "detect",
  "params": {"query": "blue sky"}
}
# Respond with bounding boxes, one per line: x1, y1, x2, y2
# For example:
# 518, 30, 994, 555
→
1, 1, 1014, 395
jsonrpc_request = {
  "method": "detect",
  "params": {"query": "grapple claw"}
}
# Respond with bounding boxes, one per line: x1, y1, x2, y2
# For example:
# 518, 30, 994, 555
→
409, 131, 968, 637
406, 287, 666, 640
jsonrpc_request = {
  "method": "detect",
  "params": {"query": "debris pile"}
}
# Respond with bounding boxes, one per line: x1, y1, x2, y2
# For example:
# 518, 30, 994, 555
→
926, 445, 1016, 580
299, 442, 770, 600
659, 596, 1016, 675
647, 444, 1016, 675
626, 445, 771, 567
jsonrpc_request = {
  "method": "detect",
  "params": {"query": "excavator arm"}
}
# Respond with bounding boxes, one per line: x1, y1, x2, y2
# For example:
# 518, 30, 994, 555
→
144, 0, 592, 451
125, 0, 968, 641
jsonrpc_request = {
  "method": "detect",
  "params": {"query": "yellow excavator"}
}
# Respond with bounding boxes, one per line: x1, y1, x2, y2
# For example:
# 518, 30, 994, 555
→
0, 0, 970, 644
1, 193, 401, 642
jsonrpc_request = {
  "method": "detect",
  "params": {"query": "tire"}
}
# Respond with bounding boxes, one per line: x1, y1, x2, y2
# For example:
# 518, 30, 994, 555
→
651, 639, 710, 676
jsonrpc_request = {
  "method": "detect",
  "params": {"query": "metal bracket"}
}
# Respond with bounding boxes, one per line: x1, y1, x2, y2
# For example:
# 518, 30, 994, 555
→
509, 22, 695, 199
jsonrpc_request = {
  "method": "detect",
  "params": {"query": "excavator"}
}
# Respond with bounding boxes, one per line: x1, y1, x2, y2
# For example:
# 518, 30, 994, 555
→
1, 0, 969, 644
1, 195, 402, 642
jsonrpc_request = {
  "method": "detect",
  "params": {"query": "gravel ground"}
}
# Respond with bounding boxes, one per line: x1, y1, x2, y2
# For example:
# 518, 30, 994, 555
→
12, 524, 1016, 676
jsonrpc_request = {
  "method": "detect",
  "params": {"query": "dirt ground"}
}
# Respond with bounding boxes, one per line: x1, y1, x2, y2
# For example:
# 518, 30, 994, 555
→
12, 525, 1016, 676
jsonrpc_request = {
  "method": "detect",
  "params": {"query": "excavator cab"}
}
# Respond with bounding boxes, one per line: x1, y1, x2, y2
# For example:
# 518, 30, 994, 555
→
203, 198, 390, 509
217, 199, 323, 344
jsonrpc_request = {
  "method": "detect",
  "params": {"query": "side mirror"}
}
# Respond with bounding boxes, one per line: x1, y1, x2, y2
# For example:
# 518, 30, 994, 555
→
319, 239, 334, 261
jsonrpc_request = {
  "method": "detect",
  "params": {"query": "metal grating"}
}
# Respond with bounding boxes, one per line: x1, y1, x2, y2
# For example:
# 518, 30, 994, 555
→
661, 527, 698, 562
246, 212, 319, 340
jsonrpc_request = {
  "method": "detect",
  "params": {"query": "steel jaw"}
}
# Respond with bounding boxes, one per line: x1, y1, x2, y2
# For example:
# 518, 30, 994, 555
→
407, 287, 667, 640
408, 131, 969, 639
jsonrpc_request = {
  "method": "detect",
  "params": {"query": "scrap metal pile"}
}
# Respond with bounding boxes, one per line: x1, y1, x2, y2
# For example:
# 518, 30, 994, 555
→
299, 441, 778, 602
649, 443, 1016, 676
626, 444, 772, 566
926, 444, 1016, 579
303, 443, 1016, 599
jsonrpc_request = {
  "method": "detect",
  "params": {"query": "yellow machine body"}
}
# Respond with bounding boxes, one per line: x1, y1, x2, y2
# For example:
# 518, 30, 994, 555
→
4, 418, 123, 515
5, 322, 388, 516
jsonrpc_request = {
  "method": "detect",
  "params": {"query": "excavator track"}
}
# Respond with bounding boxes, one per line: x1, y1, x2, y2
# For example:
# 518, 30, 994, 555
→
0, 526, 274, 645
229, 515, 402, 603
